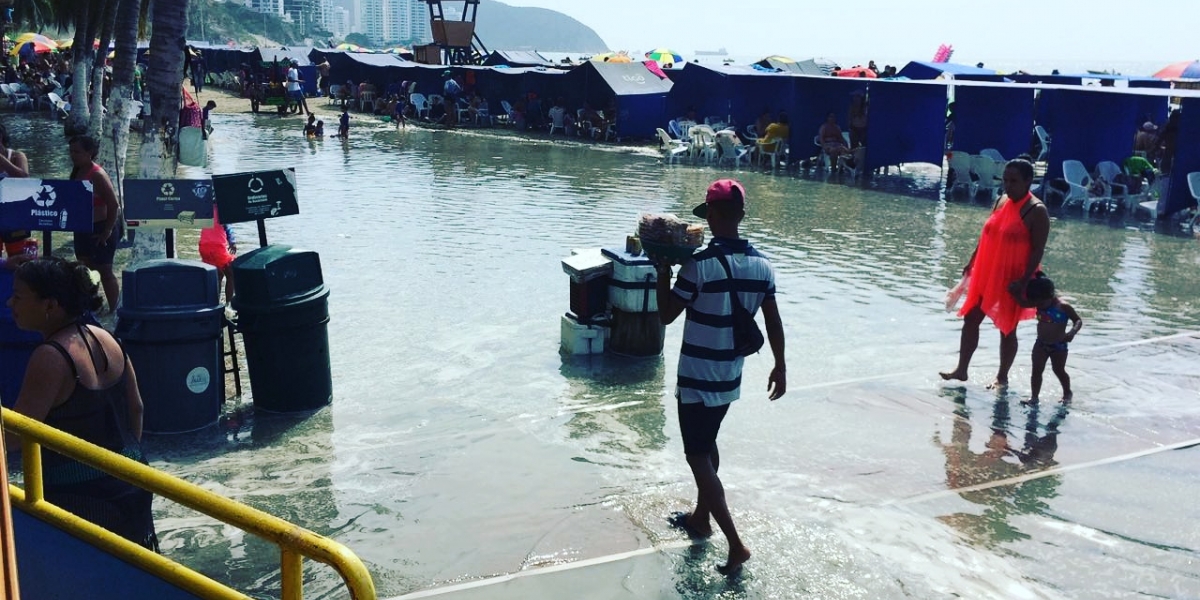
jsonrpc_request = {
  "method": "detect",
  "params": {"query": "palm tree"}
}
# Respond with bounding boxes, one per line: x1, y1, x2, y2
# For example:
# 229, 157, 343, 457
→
130, 0, 191, 264
105, 0, 145, 210
60, 0, 101, 135
87, 0, 119, 139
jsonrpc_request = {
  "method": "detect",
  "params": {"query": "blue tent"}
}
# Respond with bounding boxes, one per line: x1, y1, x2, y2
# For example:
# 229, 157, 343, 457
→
1036, 87, 1148, 180
1163, 98, 1200, 218
952, 83, 1036, 159
863, 79, 948, 170
562, 62, 673, 139
261, 47, 318, 95
897, 61, 1000, 80
483, 50, 553, 68
665, 63, 793, 132
318, 51, 408, 91
787, 76, 869, 158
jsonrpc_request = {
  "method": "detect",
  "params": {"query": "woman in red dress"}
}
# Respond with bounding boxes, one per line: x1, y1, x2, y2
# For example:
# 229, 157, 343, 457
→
941, 159, 1049, 388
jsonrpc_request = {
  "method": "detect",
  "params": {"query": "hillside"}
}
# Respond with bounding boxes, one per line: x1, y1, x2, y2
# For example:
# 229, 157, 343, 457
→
476, 1, 608, 53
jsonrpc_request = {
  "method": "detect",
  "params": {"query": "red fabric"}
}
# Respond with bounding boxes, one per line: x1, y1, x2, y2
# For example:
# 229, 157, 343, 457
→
958, 193, 1037, 335
642, 60, 668, 80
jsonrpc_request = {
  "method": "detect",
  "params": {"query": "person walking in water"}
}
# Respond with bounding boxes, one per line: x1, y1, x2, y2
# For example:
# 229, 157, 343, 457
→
1023, 276, 1082, 404
68, 136, 122, 315
654, 179, 787, 576
941, 159, 1049, 388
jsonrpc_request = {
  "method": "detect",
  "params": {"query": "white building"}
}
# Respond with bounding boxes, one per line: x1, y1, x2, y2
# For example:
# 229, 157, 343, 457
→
329, 7, 351, 39
250, 0, 285, 16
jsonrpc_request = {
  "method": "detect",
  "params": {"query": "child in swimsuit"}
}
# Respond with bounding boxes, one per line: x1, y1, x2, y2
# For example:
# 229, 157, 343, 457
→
1024, 276, 1082, 404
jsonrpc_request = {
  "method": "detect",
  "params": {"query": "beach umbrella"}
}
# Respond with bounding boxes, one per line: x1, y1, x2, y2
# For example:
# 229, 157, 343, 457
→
10, 33, 57, 56
385, 46, 410, 55
761, 55, 796, 64
645, 48, 683, 68
334, 43, 362, 52
1152, 60, 1200, 80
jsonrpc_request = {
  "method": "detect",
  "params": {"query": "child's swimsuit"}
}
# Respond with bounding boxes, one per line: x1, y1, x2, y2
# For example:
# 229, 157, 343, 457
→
1037, 302, 1070, 353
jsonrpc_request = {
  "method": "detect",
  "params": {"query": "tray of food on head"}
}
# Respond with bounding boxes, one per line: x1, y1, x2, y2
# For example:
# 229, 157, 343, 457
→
637, 213, 705, 261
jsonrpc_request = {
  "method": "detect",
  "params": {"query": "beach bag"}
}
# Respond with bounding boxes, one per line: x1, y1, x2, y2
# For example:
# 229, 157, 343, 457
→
714, 252, 764, 357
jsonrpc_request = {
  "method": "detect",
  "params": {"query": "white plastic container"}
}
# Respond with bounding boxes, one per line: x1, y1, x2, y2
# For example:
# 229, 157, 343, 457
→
601, 248, 658, 313
561, 313, 608, 355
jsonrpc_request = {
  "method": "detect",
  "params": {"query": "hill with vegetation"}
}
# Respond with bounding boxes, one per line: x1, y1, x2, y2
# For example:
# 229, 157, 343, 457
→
476, 1, 608, 53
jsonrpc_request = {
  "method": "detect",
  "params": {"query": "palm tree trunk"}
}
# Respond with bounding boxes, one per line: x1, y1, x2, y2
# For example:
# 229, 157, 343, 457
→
89, 0, 120, 140
65, 2, 100, 136
105, 0, 143, 226
131, 0, 190, 265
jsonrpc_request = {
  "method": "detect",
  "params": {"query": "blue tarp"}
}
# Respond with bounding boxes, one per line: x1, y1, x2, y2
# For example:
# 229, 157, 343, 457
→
863, 80, 948, 170
786, 76, 869, 157
1164, 98, 1200, 217
1037, 88, 1146, 180
952, 84, 1036, 159
562, 62, 673, 139
483, 50, 553, 67
665, 63, 793, 131
897, 61, 998, 80
261, 47, 318, 95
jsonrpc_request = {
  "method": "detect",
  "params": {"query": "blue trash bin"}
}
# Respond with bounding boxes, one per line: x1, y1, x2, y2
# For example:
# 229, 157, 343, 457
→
116, 259, 225, 433
0, 269, 42, 408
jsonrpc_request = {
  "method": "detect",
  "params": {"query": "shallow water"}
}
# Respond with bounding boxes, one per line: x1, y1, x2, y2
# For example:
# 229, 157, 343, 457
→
10, 109, 1200, 599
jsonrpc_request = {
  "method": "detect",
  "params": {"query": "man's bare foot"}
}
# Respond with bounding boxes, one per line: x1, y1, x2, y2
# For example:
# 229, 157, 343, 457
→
986, 378, 1008, 390
1062, 391, 1073, 403
939, 369, 968, 381
718, 545, 751, 576
1022, 396, 1039, 406
668, 512, 713, 538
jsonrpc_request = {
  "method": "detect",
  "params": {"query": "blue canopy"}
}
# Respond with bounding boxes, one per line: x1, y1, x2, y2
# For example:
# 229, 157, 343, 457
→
952, 84, 1036, 159
1037, 87, 1147, 180
863, 79, 948, 170
786, 76, 869, 156
1164, 98, 1199, 217
562, 62, 673, 139
483, 50, 553, 68
897, 62, 998, 80
665, 63, 793, 131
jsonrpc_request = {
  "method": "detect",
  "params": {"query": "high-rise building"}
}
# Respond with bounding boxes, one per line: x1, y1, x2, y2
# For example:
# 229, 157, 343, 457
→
250, 0, 285, 16
409, 0, 431, 44
361, 0, 394, 46
329, 7, 351, 38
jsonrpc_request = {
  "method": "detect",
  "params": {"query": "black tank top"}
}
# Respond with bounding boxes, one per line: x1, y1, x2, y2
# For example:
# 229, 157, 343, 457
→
41, 323, 144, 485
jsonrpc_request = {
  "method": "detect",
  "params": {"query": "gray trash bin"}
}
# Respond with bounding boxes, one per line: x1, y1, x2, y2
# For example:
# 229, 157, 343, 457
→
231, 245, 331, 412
116, 259, 225, 434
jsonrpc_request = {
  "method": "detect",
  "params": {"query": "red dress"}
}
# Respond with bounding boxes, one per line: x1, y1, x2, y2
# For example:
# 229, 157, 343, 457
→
958, 193, 1037, 335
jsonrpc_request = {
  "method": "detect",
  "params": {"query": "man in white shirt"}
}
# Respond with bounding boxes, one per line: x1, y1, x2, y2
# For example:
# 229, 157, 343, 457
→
286, 61, 309, 116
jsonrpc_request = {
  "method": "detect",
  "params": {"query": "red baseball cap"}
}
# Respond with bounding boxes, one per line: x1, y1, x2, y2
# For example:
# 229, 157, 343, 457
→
693, 178, 747, 219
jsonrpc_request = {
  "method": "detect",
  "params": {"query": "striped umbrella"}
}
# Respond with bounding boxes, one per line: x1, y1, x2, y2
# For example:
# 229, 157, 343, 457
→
1152, 60, 1200, 80
644, 48, 683, 68
591, 51, 632, 64
10, 33, 57, 56
334, 43, 362, 52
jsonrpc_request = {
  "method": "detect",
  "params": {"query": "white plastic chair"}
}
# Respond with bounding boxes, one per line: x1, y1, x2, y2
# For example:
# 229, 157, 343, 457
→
475, 104, 491, 126
410, 93, 430, 119
549, 108, 567, 135
946, 151, 974, 195
455, 99, 472, 125
744, 124, 758, 141
688, 125, 719, 163
970, 155, 1002, 199
1094, 160, 1129, 211
759, 136, 787, 170
1061, 159, 1098, 211
657, 128, 690, 163
327, 85, 343, 105
704, 116, 726, 131
1185, 172, 1200, 232
979, 148, 1005, 162
1033, 126, 1051, 162
46, 92, 68, 119
716, 131, 752, 167
674, 120, 697, 142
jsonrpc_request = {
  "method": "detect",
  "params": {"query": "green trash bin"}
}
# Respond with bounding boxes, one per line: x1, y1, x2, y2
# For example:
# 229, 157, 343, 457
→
231, 245, 331, 412
116, 259, 225, 434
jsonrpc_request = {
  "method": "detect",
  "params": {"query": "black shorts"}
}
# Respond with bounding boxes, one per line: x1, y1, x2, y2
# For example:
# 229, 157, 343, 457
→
678, 399, 730, 455
74, 221, 121, 265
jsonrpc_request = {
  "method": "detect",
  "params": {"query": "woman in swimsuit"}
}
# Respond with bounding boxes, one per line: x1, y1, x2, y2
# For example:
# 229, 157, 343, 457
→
68, 136, 121, 314
7, 257, 157, 549
1024, 276, 1082, 404
940, 159, 1050, 388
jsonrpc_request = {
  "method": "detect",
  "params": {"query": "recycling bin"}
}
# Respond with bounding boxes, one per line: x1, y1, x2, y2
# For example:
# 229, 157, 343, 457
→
0, 269, 44, 407
231, 245, 331, 412
116, 259, 225, 433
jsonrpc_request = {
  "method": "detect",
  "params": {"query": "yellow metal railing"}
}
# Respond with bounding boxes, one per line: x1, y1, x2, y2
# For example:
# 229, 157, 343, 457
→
2, 408, 376, 600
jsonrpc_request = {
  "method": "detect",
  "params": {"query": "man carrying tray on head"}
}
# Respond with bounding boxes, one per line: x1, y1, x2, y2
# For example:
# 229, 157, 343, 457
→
653, 178, 788, 576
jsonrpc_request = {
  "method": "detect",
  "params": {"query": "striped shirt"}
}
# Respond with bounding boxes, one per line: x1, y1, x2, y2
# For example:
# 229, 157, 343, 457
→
671, 237, 776, 407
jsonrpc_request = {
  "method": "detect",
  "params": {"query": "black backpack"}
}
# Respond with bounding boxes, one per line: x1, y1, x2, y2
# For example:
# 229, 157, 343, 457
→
714, 252, 764, 357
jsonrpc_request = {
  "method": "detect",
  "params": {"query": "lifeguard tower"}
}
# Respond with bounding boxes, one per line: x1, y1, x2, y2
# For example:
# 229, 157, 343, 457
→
417, 0, 489, 66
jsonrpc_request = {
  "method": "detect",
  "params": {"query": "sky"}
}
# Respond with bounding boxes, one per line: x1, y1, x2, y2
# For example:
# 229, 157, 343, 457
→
499, 0, 1191, 74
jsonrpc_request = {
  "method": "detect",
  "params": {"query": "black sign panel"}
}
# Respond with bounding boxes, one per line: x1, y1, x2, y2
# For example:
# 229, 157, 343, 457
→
0, 178, 94, 232
212, 169, 299, 224
123, 179, 215, 228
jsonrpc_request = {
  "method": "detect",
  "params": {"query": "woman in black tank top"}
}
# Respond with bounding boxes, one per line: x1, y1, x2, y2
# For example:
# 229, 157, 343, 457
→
6, 257, 158, 550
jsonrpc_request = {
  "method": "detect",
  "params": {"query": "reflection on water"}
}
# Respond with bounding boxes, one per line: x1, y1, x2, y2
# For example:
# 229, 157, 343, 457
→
5, 109, 1200, 598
